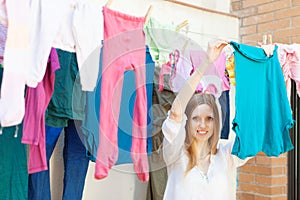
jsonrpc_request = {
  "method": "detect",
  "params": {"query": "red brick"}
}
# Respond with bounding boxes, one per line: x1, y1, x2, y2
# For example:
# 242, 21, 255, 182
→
246, 157, 256, 164
255, 175, 272, 185
239, 183, 287, 196
293, 0, 300, 6
274, 37, 291, 44
240, 25, 257, 35
238, 183, 257, 193
238, 173, 255, 183
242, 33, 264, 45
258, 19, 290, 32
256, 175, 287, 185
257, 0, 291, 14
231, 1, 242, 11
243, 0, 272, 8
274, 27, 300, 39
274, 7, 300, 20
240, 165, 285, 175
255, 156, 272, 165
292, 35, 300, 43
292, 16, 300, 27
271, 176, 288, 185
255, 155, 287, 165
263, 186, 285, 195
235, 7, 258, 18
237, 192, 255, 200
256, 195, 287, 200
271, 156, 288, 165
243, 13, 274, 26
255, 196, 271, 200
271, 167, 286, 175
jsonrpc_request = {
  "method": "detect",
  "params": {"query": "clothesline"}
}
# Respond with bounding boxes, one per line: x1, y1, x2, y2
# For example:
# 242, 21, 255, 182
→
178, 29, 267, 45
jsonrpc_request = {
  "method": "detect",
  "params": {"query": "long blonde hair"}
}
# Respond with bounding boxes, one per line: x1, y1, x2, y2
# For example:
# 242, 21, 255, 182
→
184, 93, 220, 174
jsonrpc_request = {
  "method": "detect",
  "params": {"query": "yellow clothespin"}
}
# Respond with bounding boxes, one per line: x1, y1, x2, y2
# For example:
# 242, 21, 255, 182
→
105, 0, 113, 7
176, 20, 189, 32
145, 5, 153, 24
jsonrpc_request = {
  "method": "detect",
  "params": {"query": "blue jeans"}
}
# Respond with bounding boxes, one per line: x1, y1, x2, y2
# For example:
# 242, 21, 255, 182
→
28, 120, 89, 200
219, 90, 230, 139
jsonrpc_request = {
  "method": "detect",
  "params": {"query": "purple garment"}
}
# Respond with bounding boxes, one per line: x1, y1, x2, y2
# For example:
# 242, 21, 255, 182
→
22, 48, 60, 174
0, 23, 7, 64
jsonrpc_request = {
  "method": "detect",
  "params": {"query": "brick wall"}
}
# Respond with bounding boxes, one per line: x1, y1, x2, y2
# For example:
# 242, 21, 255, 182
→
230, 0, 300, 199
231, 0, 300, 44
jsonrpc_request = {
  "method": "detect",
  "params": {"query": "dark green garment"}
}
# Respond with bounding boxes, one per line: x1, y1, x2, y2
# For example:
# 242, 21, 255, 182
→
147, 66, 176, 200
46, 49, 86, 127
0, 67, 28, 200
0, 124, 28, 200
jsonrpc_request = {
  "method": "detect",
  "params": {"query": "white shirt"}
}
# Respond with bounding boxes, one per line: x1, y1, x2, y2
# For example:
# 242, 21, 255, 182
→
162, 113, 247, 200
0, 0, 103, 126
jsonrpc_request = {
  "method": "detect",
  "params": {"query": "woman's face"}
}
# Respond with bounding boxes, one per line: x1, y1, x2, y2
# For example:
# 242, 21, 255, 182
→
189, 104, 214, 143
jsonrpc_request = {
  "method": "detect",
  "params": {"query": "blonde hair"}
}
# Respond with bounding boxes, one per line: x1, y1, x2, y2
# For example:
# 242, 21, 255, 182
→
184, 93, 220, 174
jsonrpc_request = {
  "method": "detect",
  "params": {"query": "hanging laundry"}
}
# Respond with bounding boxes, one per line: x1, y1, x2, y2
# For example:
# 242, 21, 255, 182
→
276, 43, 300, 99
0, 23, 6, 65
46, 49, 86, 128
190, 51, 228, 96
28, 120, 89, 200
147, 66, 176, 200
22, 48, 60, 174
144, 17, 178, 64
223, 44, 236, 86
0, 124, 28, 200
0, 67, 28, 200
81, 45, 154, 164
28, 48, 90, 199
0, 0, 30, 127
0, 1, 103, 127
0, 0, 7, 26
62, 1, 103, 91
95, 6, 149, 182
225, 54, 235, 86
230, 41, 294, 159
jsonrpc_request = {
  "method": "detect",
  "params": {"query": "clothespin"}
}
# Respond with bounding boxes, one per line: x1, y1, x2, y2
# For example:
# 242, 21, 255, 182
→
176, 20, 189, 32
260, 34, 274, 57
145, 5, 153, 24
261, 34, 272, 45
184, 25, 189, 36
262, 34, 267, 45
267, 34, 273, 45
105, 0, 113, 7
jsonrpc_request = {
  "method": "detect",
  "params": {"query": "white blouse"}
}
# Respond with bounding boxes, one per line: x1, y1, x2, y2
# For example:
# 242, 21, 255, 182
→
162, 113, 248, 200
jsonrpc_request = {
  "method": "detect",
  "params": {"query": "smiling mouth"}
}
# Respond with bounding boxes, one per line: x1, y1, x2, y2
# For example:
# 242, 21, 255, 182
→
197, 130, 207, 135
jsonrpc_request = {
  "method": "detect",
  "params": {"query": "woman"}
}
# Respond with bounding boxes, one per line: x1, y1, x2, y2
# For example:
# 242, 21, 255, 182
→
162, 40, 249, 200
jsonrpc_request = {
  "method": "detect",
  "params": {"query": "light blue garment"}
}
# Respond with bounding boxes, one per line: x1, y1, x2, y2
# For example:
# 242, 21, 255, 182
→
230, 41, 294, 159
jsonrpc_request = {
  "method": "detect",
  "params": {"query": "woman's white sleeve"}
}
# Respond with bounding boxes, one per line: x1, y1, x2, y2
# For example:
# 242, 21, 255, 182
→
162, 113, 187, 166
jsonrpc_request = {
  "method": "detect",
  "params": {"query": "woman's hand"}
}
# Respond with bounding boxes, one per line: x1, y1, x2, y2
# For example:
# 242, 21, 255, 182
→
169, 38, 229, 122
207, 39, 229, 63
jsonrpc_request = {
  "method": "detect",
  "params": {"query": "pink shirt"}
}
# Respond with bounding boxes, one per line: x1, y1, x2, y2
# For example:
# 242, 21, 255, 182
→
276, 43, 300, 98
158, 50, 228, 98
22, 48, 60, 174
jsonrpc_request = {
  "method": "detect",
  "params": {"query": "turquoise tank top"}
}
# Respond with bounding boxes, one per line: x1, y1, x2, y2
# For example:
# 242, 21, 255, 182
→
230, 41, 294, 159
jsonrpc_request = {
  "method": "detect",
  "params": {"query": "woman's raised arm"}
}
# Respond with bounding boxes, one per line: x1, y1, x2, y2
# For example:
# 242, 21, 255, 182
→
169, 39, 228, 122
